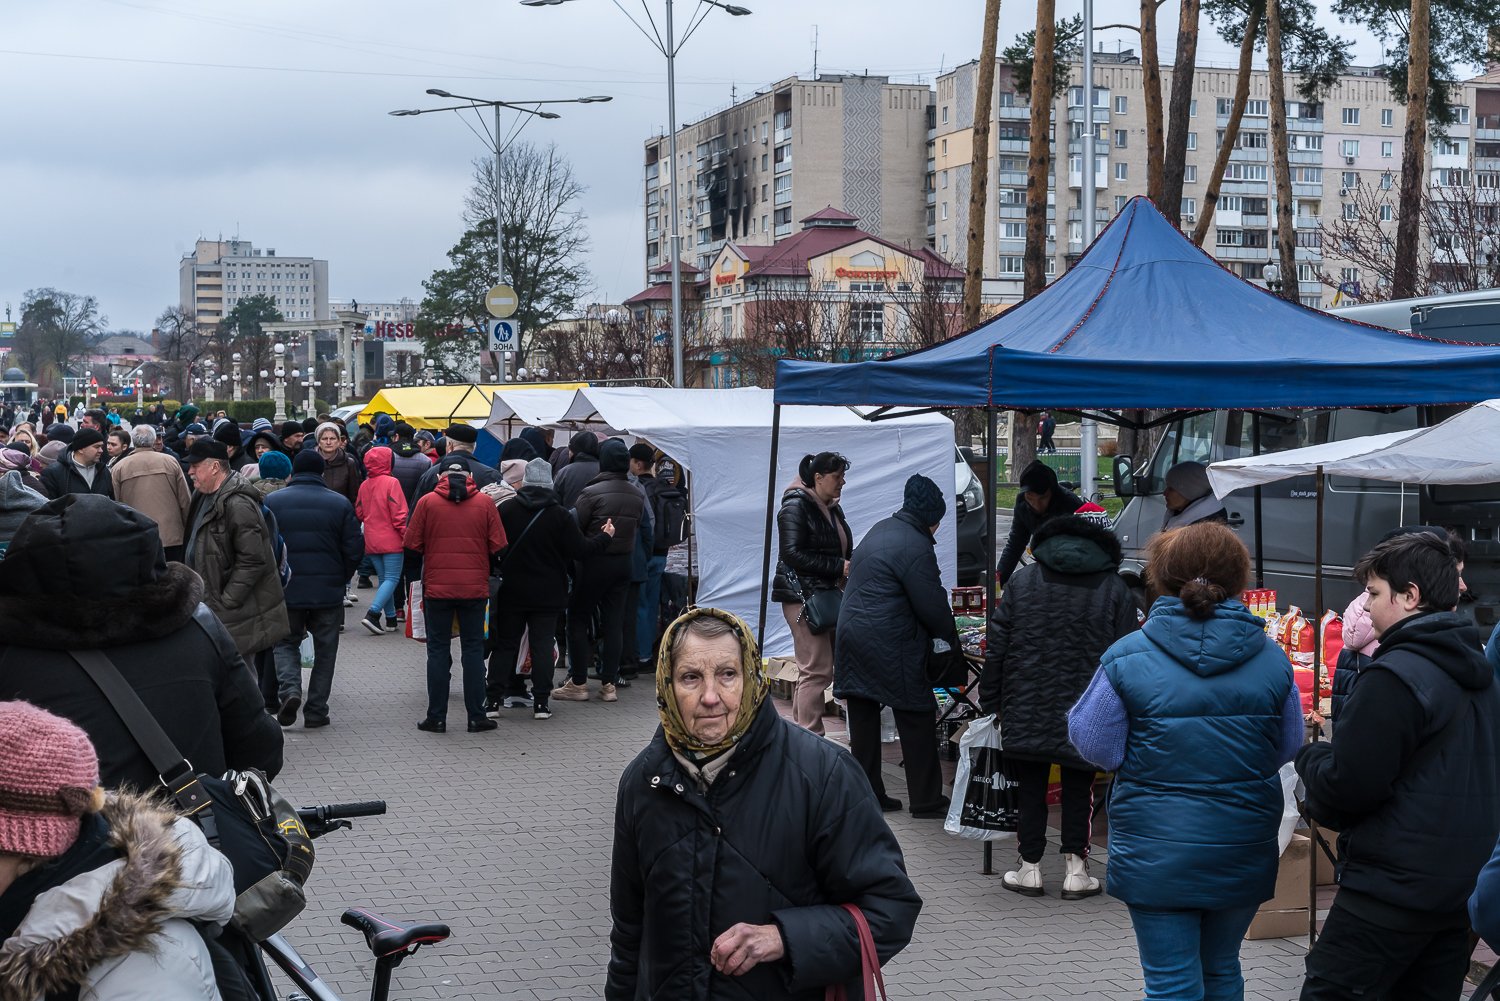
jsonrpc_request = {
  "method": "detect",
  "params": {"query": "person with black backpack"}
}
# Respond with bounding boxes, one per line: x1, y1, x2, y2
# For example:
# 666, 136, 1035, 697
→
629, 443, 687, 676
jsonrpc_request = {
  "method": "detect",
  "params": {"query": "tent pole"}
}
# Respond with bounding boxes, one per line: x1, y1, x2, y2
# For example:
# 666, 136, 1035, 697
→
757, 403, 784, 656
1252, 413, 1265, 588
1308, 465, 1326, 947
983, 405, 1000, 877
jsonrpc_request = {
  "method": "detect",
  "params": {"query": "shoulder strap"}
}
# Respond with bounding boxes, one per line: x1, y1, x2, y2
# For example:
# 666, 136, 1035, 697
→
67, 649, 217, 829
500, 507, 548, 569
838, 904, 889, 1001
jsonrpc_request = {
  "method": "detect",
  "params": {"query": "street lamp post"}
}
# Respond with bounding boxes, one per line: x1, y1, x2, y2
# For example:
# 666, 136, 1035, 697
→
272, 342, 287, 422
523, 0, 750, 388
1264, 260, 1286, 296
390, 89, 611, 379
231, 353, 243, 403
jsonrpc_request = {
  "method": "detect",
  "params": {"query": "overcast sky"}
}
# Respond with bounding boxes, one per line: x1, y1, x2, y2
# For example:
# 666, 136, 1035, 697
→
0, 0, 1391, 334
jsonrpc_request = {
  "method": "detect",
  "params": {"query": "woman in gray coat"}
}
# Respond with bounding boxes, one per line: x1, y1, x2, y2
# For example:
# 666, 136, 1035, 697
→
834, 474, 959, 818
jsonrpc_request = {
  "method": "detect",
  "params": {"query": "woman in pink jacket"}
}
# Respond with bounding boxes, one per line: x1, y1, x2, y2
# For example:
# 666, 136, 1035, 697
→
356, 446, 409, 635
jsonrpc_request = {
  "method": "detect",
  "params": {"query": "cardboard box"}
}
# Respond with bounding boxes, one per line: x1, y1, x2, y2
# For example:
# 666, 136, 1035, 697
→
1246, 908, 1310, 940
1309, 826, 1339, 886
766, 658, 798, 700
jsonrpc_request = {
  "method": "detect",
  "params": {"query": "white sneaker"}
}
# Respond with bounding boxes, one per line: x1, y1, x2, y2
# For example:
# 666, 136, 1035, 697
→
1061, 853, 1102, 900
1002, 859, 1045, 897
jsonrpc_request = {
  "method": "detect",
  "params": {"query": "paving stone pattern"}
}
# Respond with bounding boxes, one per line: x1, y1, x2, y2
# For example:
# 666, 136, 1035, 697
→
273, 606, 1313, 1000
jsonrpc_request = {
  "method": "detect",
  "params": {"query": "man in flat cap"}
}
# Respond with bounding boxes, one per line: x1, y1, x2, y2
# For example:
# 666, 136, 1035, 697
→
414, 423, 499, 501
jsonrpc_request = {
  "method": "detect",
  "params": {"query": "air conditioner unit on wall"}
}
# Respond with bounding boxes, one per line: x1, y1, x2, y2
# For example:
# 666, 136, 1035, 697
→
1345, 156, 1356, 165
1185, 214, 1196, 224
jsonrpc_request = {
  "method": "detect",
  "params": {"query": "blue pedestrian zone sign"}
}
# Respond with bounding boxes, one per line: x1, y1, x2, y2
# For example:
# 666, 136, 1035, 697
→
488, 319, 520, 349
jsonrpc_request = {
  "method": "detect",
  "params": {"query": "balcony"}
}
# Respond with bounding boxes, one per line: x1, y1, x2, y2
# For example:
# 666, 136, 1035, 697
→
774, 158, 792, 175
998, 105, 1031, 120
1242, 213, 1269, 227
997, 137, 1030, 152
775, 127, 791, 145
775, 189, 792, 206
774, 223, 792, 238
926, 190, 936, 205
1296, 215, 1322, 229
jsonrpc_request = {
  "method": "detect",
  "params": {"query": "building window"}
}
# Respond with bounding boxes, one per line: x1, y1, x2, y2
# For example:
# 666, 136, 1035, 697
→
999, 255, 1024, 276
1379, 172, 1393, 190
1380, 204, 1393, 221
1002, 222, 1025, 239
1216, 229, 1244, 247
1190, 99, 1198, 117
1184, 164, 1197, 182
941, 139, 948, 155
1454, 106, 1471, 125
1115, 95, 1127, 114
1115, 194, 1129, 212
1342, 107, 1360, 126
1181, 198, 1197, 216
1381, 141, 1394, 158
1240, 131, 1268, 149
1115, 162, 1128, 181
941, 106, 949, 124
1245, 99, 1268, 117
1341, 139, 1360, 158
1381, 108, 1394, 128
940, 234, 949, 253
941, 202, 948, 220
941, 169, 949, 188
1114, 129, 1128, 148
1343, 203, 1359, 220
851, 299, 884, 340
1186, 132, 1197, 151
1342, 171, 1358, 188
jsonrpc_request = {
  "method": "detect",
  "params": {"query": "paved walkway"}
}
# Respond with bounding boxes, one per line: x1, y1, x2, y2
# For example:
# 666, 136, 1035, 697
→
274, 605, 1312, 1000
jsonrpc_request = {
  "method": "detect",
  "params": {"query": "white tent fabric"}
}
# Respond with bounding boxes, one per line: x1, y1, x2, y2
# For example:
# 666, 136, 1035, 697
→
1208, 399, 1500, 497
550, 387, 958, 658
485, 389, 593, 435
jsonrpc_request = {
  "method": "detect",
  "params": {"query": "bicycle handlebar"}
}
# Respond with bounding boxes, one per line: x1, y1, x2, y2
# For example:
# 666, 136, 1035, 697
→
296, 801, 387, 837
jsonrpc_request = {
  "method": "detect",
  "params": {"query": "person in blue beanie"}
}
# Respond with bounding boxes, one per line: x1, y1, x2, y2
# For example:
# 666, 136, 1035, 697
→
1069, 521, 1301, 1001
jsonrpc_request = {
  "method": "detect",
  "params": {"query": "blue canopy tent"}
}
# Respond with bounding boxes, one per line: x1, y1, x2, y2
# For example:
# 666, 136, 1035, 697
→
774, 196, 1500, 418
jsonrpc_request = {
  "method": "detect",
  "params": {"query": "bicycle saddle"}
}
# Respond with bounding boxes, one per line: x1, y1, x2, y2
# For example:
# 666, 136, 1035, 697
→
341, 907, 451, 958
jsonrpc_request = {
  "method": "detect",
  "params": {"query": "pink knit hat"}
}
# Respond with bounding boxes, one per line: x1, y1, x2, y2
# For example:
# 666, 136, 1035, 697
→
0, 702, 100, 857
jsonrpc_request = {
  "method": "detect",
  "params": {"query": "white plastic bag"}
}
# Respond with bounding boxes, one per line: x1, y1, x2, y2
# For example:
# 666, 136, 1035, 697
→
299, 633, 315, 669
1276, 762, 1300, 855
407, 582, 427, 642
943, 713, 1019, 841
880, 706, 897, 743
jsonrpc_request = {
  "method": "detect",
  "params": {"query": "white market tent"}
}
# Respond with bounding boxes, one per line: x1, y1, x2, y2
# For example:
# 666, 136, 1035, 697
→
485, 388, 593, 436
1207, 399, 1500, 496
506, 386, 958, 658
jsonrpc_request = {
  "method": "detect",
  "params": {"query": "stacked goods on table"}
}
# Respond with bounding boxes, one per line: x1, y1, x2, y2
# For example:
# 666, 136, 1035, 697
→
1242, 590, 1344, 714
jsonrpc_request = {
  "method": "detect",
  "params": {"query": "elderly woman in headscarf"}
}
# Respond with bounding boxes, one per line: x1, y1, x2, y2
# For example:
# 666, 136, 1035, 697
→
607, 607, 922, 1001
1161, 460, 1228, 532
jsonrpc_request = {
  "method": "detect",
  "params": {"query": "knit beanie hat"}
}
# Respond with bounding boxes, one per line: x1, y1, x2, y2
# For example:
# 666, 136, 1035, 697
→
1164, 461, 1213, 502
44, 424, 74, 445
523, 457, 554, 488
0, 701, 101, 857
258, 450, 292, 481
213, 422, 243, 448
0, 449, 29, 473
251, 417, 273, 433
901, 473, 947, 527
292, 450, 326, 476
599, 438, 630, 474
314, 421, 344, 442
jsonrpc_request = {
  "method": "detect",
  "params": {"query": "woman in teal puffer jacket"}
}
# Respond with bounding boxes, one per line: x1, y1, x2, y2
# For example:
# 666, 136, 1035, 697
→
1069, 522, 1303, 1001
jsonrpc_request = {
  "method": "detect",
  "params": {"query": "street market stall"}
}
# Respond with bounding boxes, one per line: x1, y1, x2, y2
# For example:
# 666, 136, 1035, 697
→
358, 383, 585, 431
545, 386, 957, 660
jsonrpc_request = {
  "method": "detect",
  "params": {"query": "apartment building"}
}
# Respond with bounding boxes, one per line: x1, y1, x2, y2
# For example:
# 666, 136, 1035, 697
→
178, 239, 331, 329
642, 74, 933, 277
931, 55, 1500, 308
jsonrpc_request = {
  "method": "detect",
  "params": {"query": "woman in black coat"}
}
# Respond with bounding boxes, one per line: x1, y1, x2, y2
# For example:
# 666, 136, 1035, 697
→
834, 474, 959, 818
771, 452, 853, 734
980, 514, 1139, 900
608, 607, 921, 1001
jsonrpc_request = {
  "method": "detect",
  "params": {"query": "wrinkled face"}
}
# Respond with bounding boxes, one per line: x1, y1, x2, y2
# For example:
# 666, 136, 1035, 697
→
317, 430, 341, 455
74, 443, 104, 466
1365, 575, 1422, 637
671, 632, 745, 746
189, 458, 228, 493
284, 432, 304, 451
253, 439, 274, 458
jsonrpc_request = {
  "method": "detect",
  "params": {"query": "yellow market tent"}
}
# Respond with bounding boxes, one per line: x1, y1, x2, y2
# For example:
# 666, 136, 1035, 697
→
356, 383, 585, 431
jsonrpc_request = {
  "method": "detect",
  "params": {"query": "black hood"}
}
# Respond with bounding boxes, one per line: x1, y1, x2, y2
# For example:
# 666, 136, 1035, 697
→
568, 431, 599, 459
500, 437, 538, 462
515, 484, 559, 509
1031, 514, 1123, 566
0, 495, 166, 596
599, 438, 630, 474
1379, 611, 1493, 692
248, 429, 282, 454
519, 427, 552, 460
393, 439, 422, 459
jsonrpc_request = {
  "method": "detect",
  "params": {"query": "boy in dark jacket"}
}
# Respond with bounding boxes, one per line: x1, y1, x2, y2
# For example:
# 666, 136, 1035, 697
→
996, 461, 1082, 586
981, 515, 1138, 899
1296, 533, 1500, 1000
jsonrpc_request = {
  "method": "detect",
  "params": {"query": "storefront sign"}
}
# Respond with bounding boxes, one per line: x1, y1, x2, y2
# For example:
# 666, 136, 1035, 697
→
834, 268, 897, 279
714, 273, 738, 286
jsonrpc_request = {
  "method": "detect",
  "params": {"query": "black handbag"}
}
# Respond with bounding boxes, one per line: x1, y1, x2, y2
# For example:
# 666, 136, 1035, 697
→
801, 587, 843, 635
69, 649, 314, 942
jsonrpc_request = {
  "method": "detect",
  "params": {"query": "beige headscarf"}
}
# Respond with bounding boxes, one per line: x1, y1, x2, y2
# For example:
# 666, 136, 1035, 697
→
656, 607, 769, 759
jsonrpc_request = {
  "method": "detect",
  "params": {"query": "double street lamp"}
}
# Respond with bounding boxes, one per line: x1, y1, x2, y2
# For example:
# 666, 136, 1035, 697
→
523, 0, 751, 388
391, 88, 610, 379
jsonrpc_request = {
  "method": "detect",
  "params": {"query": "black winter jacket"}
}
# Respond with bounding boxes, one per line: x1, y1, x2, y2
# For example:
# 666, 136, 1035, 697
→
414, 449, 498, 500
389, 441, 430, 506
497, 486, 611, 610
1297, 610, 1500, 916
607, 707, 921, 1001
0, 497, 282, 790
576, 471, 646, 558
555, 455, 601, 510
264, 473, 364, 609
772, 486, 852, 604
980, 516, 1139, 768
39, 456, 113, 500
833, 511, 960, 712
996, 485, 1082, 585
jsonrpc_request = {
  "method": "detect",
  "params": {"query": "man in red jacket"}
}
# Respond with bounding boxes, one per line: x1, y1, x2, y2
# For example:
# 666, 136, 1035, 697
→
405, 460, 506, 733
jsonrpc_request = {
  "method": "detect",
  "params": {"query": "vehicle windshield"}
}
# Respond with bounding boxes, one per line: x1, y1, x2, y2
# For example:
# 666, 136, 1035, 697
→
1142, 411, 1216, 494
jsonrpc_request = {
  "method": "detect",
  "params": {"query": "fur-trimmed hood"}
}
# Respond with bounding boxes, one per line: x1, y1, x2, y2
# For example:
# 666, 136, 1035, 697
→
0, 790, 234, 1000
0, 562, 204, 650
1031, 513, 1123, 574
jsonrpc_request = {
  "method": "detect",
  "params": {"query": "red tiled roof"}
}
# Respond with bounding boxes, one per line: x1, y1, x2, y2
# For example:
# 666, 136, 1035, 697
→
741, 224, 962, 281
801, 206, 859, 223
624, 285, 674, 305
648, 261, 701, 275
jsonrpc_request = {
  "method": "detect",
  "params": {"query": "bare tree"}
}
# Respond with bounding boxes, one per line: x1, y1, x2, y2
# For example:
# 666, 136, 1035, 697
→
1392, 0, 1430, 298
153, 305, 214, 399
19, 288, 106, 390
1194, 0, 1263, 244
1162, 0, 1203, 218
964, 0, 1004, 332
890, 259, 965, 350
1266, 0, 1298, 301
528, 308, 671, 385
1141, 0, 1168, 204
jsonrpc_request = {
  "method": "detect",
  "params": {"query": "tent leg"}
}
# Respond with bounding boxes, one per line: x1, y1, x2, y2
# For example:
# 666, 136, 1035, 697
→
1308, 466, 1326, 948
983, 406, 999, 877
1252, 413, 1265, 589
756, 404, 784, 656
